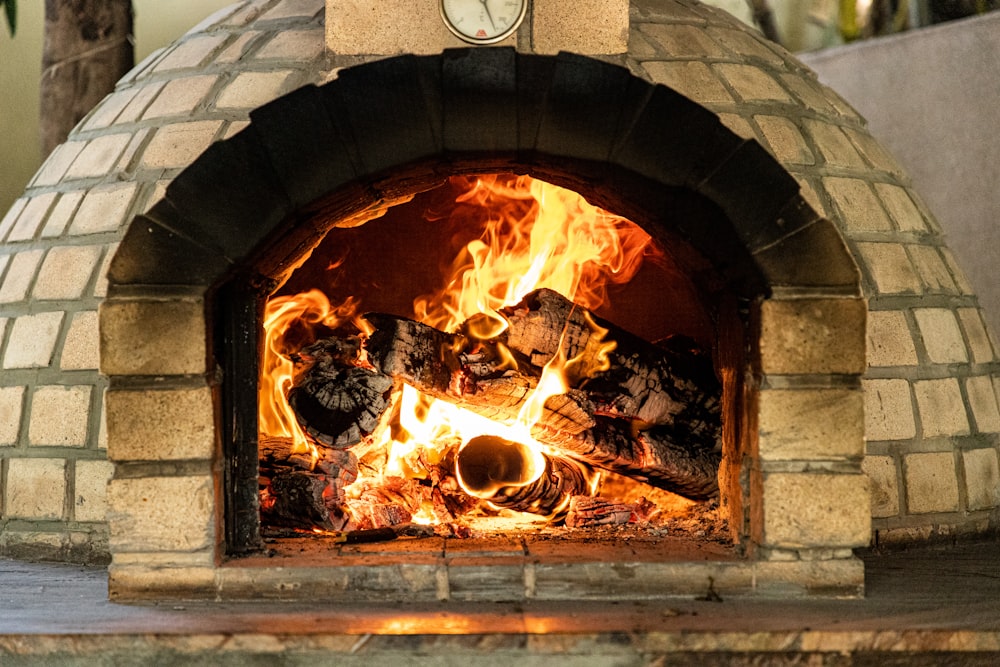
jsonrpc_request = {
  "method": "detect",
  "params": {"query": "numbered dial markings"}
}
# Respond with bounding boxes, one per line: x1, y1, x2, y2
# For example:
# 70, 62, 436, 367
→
441, 0, 527, 44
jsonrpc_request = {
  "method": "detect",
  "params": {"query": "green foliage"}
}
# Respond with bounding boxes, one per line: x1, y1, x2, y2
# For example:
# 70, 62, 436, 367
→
0, 0, 15, 37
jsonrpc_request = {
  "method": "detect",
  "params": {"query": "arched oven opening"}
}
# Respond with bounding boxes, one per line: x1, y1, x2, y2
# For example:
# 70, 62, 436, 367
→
217, 163, 761, 560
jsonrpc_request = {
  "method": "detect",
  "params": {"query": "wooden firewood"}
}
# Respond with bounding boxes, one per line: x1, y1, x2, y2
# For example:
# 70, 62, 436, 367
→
258, 435, 357, 531
531, 418, 720, 500
501, 288, 721, 436
287, 337, 394, 449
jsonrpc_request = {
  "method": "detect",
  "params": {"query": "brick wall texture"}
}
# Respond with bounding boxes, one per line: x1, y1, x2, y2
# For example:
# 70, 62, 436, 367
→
0, 0, 997, 564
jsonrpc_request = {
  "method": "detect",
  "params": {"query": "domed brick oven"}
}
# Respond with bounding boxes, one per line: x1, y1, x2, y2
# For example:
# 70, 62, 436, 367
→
0, 0, 997, 601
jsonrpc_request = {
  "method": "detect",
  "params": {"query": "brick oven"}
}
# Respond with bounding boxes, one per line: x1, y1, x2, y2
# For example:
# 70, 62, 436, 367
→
1, 0, 997, 602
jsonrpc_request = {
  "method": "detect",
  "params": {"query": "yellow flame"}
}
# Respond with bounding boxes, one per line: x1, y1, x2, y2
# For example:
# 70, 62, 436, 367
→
261, 174, 654, 521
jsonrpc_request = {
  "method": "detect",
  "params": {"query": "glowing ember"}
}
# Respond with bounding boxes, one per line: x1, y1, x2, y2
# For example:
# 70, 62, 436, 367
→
260, 174, 664, 528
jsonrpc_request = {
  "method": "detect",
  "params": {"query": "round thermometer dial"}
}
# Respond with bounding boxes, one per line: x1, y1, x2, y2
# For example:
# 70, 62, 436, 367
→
441, 0, 527, 45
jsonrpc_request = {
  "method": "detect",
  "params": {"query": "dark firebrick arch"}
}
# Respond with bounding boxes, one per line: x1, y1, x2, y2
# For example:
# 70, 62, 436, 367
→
108, 49, 858, 297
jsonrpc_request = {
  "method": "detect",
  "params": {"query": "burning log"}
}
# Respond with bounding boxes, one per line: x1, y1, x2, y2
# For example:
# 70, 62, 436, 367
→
501, 288, 721, 435
564, 496, 654, 528
361, 289, 721, 500
259, 436, 356, 531
287, 337, 394, 449
533, 418, 720, 500
455, 434, 593, 518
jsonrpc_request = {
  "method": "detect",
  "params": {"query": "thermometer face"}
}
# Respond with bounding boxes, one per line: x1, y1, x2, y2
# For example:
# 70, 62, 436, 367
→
441, 0, 527, 45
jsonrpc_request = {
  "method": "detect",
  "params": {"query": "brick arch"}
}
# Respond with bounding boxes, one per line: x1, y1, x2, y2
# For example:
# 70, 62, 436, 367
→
103, 49, 865, 557
108, 49, 858, 299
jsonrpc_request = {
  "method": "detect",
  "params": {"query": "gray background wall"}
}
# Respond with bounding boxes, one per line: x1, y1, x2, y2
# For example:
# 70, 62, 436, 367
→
802, 12, 1000, 336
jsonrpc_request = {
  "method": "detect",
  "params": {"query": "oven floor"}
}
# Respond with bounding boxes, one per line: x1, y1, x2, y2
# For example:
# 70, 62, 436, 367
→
1, 540, 998, 664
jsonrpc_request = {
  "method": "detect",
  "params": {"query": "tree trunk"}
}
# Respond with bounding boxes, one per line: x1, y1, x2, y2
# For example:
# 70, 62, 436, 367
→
40, 0, 133, 156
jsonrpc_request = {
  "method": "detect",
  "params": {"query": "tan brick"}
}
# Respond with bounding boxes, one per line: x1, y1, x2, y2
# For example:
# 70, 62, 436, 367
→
0, 197, 28, 239
716, 113, 756, 140
69, 183, 137, 236
754, 559, 864, 597
778, 73, 835, 115
754, 115, 814, 165
108, 564, 216, 600
802, 119, 866, 169
855, 242, 923, 294
714, 63, 791, 102
640, 23, 726, 58
327, 0, 465, 55
140, 121, 224, 170
759, 297, 866, 375
0, 386, 25, 446
532, 0, 628, 54
641, 61, 733, 104
863, 379, 916, 441
64, 133, 131, 180
940, 248, 975, 295
153, 34, 227, 72
908, 245, 957, 293
867, 310, 918, 367
74, 460, 114, 523
965, 375, 1000, 434
255, 28, 326, 60
823, 177, 892, 232
0, 249, 45, 303
40, 190, 84, 238
6, 192, 57, 242
913, 378, 970, 438
81, 87, 140, 130
758, 389, 864, 461
60, 310, 100, 370
706, 26, 783, 66
100, 298, 206, 376
962, 448, 1000, 511
5, 458, 66, 520
2, 312, 65, 369
215, 71, 295, 111
874, 183, 927, 232
32, 245, 103, 301
107, 476, 214, 552
843, 126, 906, 176
760, 473, 870, 548
114, 82, 165, 124
142, 75, 218, 119
31, 141, 86, 187
904, 452, 960, 514
862, 455, 899, 518
106, 386, 215, 462
914, 308, 968, 364
28, 385, 92, 447
957, 308, 996, 364
216, 30, 262, 64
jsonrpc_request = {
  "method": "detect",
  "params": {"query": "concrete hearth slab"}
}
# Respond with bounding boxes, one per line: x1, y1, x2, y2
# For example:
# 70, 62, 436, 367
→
0, 541, 998, 665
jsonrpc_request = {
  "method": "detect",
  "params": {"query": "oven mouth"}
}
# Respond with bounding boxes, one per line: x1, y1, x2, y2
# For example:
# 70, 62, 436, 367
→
223, 171, 748, 564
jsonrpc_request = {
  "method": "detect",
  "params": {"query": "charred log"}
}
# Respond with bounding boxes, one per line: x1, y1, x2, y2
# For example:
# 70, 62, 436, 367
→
533, 418, 720, 500
258, 435, 356, 531
287, 337, 394, 449
501, 288, 721, 436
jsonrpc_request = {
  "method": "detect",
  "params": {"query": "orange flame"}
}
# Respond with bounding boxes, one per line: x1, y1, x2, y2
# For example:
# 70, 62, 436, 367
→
259, 289, 359, 456
261, 174, 655, 520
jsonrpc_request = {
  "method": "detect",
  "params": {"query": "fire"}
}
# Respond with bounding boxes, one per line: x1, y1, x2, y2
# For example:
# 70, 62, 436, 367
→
413, 174, 653, 335
260, 174, 656, 524
259, 289, 360, 456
